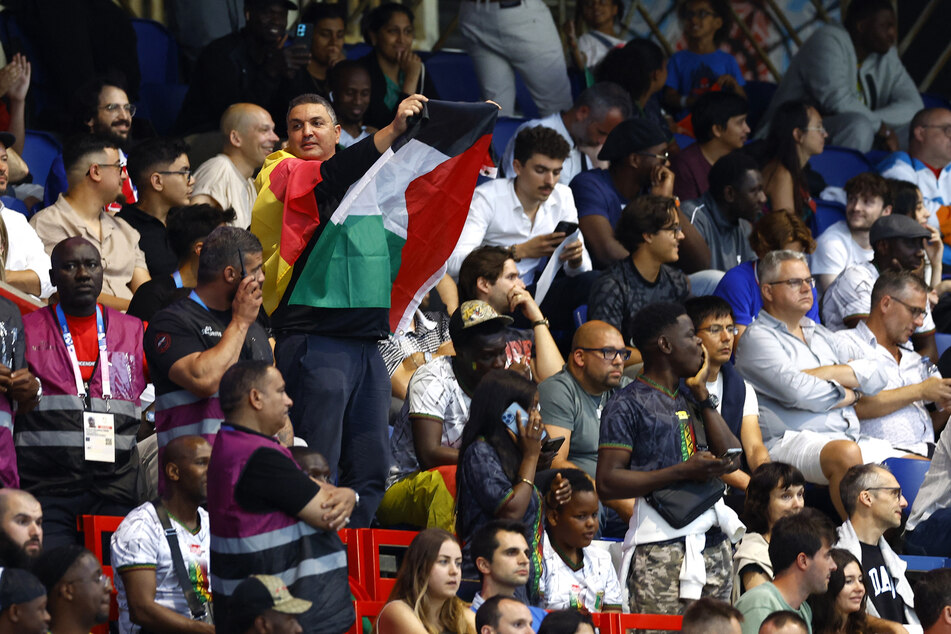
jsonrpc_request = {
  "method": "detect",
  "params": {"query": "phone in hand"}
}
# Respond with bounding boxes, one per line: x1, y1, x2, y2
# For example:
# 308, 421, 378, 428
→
236, 247, 248, 278
502, 402, 531, 436
718, 447, 743, 460
553, 221, 578, 236
291, 23, 314, 51
542, 436, 566, 454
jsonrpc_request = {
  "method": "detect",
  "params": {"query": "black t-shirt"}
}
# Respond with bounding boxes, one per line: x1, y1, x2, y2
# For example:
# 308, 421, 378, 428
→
127, 275, 191, 322
145, 295, 273, 396
230, 425, 320, 515
861, 542, 906, 623
116, 204, 178, 277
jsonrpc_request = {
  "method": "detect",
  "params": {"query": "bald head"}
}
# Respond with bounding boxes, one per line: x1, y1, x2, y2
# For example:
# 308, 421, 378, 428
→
0, 488, 43, 563
569, 320, 626, 393
572, 320, 622, 350
0, 488, 40, 518
910, 107, 951, 168
162, 435, 212, 502
163, 435, 210, 469
49, 237, 103, 315
221, 103, 279, 167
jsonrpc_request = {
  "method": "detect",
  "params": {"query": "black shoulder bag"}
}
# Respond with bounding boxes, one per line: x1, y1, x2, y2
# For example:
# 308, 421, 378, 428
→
150, 499, 214, 626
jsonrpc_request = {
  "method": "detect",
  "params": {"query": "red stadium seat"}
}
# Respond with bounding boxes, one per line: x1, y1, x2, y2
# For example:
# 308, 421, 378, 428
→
614, 612, 684, 632
338, 528, 368, 592
77, 515, 124, 634
348, 600, 387, 634
360, 528, 419, 600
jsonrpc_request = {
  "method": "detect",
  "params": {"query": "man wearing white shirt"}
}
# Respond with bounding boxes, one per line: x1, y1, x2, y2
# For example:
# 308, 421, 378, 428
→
0, 133, 54, 298
500, 83, 631, 184
449, 126, 595, 331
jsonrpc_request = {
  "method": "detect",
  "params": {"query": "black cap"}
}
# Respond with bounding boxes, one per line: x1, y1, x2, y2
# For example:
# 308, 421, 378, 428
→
246, 0, 298, 10
0, 132, 14, 150
869, 214, 932, 245
0, 568, 46, 610
597, 118, 668, 161
230, 575, 312, 630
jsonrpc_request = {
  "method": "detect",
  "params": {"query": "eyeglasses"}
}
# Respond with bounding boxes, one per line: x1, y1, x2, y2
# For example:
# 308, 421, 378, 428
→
767, 276, 815, 289
64, 570, 111, 587
890, 296, 927, 319
157, 168, 192, 179
920, 124, 951, 137
802, 126, 826, 133
658, 224, 683, 234
100, 103, 136, 117
698, 324, 739, 336
87, 161, 123, 177
577, 347, 632, 361
866, 486, 902, 499
682, 9, 714, 20
637, 151, 669, 162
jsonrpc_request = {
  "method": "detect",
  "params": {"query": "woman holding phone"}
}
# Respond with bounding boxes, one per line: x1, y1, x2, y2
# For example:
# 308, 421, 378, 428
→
456, 369, 571, 601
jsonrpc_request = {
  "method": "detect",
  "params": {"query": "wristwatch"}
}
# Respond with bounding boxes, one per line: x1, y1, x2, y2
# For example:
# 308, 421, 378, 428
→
699, 394, 719, 410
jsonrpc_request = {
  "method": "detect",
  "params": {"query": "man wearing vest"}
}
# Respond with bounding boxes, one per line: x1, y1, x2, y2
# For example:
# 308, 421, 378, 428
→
18, 237, 147, 549
208, 360, 356, 634
145, 225, 273, 485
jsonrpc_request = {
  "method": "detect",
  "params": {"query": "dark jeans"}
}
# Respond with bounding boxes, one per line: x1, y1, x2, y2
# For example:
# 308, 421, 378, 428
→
906, 508, 951, 557
275, 333, 391, 528
36, 492, 134, 552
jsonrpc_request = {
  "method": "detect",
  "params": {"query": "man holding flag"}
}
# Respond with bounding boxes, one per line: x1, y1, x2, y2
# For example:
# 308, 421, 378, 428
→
252, 92, 497, 526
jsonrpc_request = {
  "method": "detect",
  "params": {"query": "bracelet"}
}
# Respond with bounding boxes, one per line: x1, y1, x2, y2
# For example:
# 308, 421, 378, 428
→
519, 478, 535, 488
531, 317, 550, 328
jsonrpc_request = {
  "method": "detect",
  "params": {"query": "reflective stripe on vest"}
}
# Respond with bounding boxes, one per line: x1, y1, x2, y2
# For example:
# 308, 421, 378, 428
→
157, 419, 222, 447
210, 521, 318, 555
14, 430, 137, 450
211, 550, 347, 595
34, 394, 140, 419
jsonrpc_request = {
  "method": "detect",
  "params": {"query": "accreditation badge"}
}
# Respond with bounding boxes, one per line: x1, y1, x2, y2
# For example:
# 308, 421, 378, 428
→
84, 412, 116, 463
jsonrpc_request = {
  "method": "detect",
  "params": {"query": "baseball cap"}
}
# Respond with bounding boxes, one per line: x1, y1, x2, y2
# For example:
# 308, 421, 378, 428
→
869, 214, 931, 244
597, 118, 669, 161
230, 575, 312, 629
449, 300, 514, 342
0, 132, 14, 150
0, 568, 46, 611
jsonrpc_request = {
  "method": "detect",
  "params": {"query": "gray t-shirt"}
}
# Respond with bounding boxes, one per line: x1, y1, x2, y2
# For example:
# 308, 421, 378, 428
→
538, 367, 631, 479
735, 581, 813, 634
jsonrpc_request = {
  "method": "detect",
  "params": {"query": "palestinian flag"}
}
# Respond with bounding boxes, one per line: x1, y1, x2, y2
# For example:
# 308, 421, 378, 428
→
254, 100, 497, 333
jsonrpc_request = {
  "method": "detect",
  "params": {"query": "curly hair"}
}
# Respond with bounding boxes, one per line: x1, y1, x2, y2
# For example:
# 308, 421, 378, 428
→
749, 210, 816, 257
845, 172, 891, 207
513, 126, 571, 165
615, 195, 678, 252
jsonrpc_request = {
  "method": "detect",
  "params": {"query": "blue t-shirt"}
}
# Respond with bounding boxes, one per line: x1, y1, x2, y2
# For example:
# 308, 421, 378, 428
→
665, 49, 745, 97
570, 169, 627, 229
713, 260, 821, 327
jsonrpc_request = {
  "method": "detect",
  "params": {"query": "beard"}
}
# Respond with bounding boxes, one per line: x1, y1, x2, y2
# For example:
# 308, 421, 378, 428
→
0, 528, 39, 569
93, 121, 131, 150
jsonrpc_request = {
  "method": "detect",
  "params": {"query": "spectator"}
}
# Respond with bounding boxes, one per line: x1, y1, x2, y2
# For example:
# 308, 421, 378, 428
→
0, 568, 49, 634
190, 103, 279, 229
588, 195, 690, 335
757, 611, 809, 634
457, 370, 571, 599
759, 101, 827, 225
538, 609, 595, 634
662, 0, 745, 114
111, 436, 213, 634
835, 464, 920, 628
808, 548, 869, 634
72, 75, 139, 212
457, 246, 565, 382
456, 0, 572, 117
685, 296, 769, 490
538, 320, 631, 480
379, 300, 511, 531
208, 361, 356, 633
118, 138, 194, 277
733, 249, 891, 519
176, 0, 310, 135
914, 569, 951, 633
476, 595, 535, 634
18, 238, 146, 548
0, 489, 43, 567
878, 107, 951, 231
450, 126, 595, 331
734, 509, 837, 634
570, 117, 680, 268
563, 0, 625, 71
228, 574, 313, 634
282, 3, 347, 100
469, 520, 547, 630
376, 528, 475, 633
145, 227, 273, 473
501, 83, 632, 183
331, 61, 377, 148
671, 92, 750, 201
756, 0, 921, 153
595, 39, 672, 145
713, 210, 819, 338
887, 179, 944, 293
813, 172, 892, 293
906, 402, 951, 557
254, 92, 426, 527
734, 463, 806, 599
596, 301, 742, 615
682, 598, 744, 634
683, 151, 765, 272
358, 3, 439, 130
835, 270, 950, 456
538, 469, 623, 612
0, 132, 54, 298
0, 291, 38, 488
31, 135, 150, 311
128, 204, 237, 322
288, 446, 332, 483
34, 545, 112, 634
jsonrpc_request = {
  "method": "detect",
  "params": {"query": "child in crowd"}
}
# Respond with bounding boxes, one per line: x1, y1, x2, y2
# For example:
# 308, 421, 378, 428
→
537, 469, 623, 613
331, 60, 377, 149
663, 0, 745, 114
564, 0, 626, 74
289, 446, 332, 484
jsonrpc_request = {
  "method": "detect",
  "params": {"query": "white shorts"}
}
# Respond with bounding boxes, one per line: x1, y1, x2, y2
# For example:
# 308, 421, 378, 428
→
768, 430, 907, 483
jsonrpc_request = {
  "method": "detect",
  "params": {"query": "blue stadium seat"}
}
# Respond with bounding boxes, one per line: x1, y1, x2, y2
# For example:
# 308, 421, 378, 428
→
674, 133, 695, 149
138, 83, 189, 136
865, 149, 890, 167
937, 333, 951, 359
900, 555, 951, 572
424, 51, 481, 103
744, 80, 778, 133
132, 18, 180, 85
921, 93, 951, 111
344, 43, 372, 60
22, 130, 62, 191
814, 199, 846, 236
491, 116, 527, 166
1, 195, 29, 217
809, 145, 872, 188
883, 456, 931, 510
573, 304, 588, 329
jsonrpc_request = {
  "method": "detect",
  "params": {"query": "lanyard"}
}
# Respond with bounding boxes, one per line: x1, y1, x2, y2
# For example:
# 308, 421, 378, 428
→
54, 304, 111, 406
189, 290, 209, 311
172, 270, 184, 288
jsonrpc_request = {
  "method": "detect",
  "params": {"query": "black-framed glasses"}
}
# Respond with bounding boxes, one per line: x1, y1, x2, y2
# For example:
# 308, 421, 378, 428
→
682, 9, 714, 20
637, 151, 669, 162
658, 224, 683, 234
577, 347, 632, 361
698, 324, 739, 336
866, 486, 902, 499
890, 296, 927, 319
156, 168, 192, 179
767, 277, 815, 289
920, 124, 951, 137
87, 161, 123, 177
100, 103, 136, 117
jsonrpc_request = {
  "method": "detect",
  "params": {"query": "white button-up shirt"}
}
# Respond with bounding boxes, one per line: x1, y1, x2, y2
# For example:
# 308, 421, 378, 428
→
1, 204, 54, 298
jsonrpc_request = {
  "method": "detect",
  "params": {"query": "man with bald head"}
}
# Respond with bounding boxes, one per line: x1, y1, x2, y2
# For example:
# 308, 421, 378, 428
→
191, 103, 279, 229
18, 237, 147, 548
0, 488, 43, 568
112, 435, 214, 633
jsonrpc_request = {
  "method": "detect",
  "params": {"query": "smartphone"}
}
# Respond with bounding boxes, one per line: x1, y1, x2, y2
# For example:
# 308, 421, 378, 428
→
542, 436, 566, 454
553, 221, 578, 236
719, 447, 743, 460
292, 23, 314, 51
501, 402, 531, 436
236, 247, 247, 278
